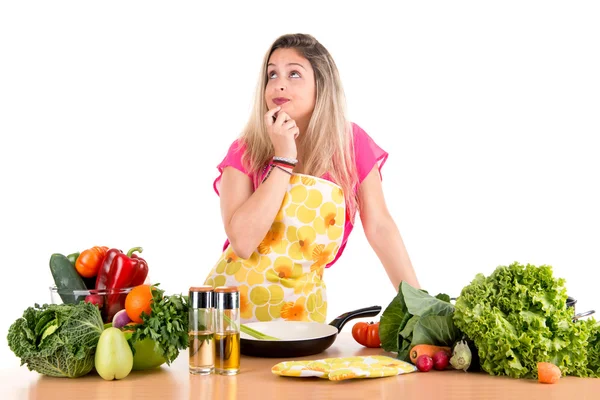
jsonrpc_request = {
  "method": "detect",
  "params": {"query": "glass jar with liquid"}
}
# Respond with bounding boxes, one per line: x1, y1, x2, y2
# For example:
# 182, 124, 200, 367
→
188, 286, 215, 375
214, 286, 240, 375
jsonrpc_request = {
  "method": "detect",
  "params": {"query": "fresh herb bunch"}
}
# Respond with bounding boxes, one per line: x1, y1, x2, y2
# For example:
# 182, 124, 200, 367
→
129, 284, 189, 365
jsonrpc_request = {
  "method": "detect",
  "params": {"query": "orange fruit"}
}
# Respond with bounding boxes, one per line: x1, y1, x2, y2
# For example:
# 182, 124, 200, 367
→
125, 285, 154, 324
538, 362, 561, 384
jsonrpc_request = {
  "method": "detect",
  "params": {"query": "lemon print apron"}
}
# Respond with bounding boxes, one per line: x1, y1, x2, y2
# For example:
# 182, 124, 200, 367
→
204, 173, 346, 324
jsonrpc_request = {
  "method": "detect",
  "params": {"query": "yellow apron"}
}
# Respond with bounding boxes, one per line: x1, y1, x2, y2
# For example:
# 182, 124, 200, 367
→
204, 173, 346, 324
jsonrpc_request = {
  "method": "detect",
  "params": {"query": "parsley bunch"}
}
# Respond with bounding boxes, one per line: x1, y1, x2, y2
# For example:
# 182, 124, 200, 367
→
129, 284, 189, 365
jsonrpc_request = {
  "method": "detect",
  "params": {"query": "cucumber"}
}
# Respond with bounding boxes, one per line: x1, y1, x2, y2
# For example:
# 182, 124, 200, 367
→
50, 253, 88, 304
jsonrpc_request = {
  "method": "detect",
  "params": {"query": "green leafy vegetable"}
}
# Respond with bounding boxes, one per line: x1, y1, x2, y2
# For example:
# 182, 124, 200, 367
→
435, 293, 451, 303
412, 315, 459, 347
453, 261, 598, 378
379, 281, 462, 362
403, 284, 454, 317
379, 286, 410, 353
399, 315, 420, 339
7, 302, 104, 378
588, 322, 600, 376
129, 285, 189, 365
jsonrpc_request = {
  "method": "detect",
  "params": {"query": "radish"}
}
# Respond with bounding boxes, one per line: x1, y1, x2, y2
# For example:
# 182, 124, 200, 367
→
112, 309, 132, 329
433, 350, 450, 370
416, 355, 433, 372
85, 294, 103, 308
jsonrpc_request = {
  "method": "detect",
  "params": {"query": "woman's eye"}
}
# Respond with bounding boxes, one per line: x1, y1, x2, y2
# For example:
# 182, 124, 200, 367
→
268, 71, 301, 79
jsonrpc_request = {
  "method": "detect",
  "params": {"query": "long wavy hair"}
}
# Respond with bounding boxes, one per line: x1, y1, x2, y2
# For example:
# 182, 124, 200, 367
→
240, 33, 360, 222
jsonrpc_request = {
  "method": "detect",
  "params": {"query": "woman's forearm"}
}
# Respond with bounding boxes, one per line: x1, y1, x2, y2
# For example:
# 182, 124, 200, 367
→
226, 168, 290, 259
365, 218, 420, 290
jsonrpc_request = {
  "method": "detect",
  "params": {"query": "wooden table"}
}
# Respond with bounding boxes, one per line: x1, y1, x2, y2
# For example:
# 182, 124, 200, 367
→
3, 333, 600, 400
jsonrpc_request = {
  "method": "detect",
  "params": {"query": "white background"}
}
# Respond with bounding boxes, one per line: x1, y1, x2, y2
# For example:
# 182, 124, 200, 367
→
1, 1, 599, 370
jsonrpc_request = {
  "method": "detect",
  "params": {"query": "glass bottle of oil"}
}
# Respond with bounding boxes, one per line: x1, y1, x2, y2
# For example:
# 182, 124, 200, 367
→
188, 286, 215, 375
214, 286, 240, 375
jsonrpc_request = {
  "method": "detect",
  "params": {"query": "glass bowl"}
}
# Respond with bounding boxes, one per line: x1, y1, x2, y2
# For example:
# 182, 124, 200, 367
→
49, 286, 134, 324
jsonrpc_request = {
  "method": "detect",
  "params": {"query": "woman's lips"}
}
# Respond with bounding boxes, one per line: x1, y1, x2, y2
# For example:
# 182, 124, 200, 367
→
273, 98, 290, 105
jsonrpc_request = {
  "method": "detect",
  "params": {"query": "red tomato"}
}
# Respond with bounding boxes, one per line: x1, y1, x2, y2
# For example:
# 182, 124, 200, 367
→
75, 246, 108, 278
352, 321, 381, 348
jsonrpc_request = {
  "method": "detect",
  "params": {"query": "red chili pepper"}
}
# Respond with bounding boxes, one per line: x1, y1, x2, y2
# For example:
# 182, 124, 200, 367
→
95, 247, 149, 322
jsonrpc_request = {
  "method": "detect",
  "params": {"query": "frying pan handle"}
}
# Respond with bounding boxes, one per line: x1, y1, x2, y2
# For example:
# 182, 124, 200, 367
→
573, 310, 595, 320
328, 306, 382, 332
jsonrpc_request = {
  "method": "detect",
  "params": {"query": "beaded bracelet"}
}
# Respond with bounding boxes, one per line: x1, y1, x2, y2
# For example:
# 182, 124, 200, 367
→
273, 164, 292, 175
261, 163, 293, 183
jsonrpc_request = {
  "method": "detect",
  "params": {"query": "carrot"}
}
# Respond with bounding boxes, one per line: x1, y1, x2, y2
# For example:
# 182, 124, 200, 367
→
410, 345, 452, 365
538, 362, 561, 384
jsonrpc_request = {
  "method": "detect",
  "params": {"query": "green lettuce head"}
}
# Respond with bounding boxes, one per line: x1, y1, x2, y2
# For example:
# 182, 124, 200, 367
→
453, 262, 597, 378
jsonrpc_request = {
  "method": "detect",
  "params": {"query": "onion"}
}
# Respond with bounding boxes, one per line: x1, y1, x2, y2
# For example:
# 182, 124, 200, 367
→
112, 309, 132, 329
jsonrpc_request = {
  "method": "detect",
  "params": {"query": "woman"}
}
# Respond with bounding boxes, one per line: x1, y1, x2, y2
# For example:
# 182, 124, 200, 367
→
204, 33, 420, 323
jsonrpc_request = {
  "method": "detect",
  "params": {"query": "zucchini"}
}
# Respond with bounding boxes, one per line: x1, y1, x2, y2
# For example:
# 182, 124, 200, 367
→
50, 253, 88, 304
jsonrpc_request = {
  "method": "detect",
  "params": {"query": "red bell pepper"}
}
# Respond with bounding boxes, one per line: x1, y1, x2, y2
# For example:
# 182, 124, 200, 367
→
95, 248, 121, 290
95, 247, 149, 322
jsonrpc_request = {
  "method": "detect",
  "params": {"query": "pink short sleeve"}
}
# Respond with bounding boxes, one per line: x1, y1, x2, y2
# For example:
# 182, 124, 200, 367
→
353, 123, 389, 184
213, 139, 253, 196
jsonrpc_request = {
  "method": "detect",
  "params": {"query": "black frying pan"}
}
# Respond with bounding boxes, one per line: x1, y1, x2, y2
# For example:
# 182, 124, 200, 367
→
240, 306, 382, 358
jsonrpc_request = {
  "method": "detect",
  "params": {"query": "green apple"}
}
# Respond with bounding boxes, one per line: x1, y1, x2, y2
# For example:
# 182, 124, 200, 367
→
95, 327, 133, 380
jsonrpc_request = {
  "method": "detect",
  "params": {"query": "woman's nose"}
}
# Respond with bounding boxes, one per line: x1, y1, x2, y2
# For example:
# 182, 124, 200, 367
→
273, 78, 286, 91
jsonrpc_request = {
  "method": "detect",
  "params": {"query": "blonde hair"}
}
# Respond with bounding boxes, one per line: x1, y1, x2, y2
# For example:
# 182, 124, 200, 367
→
240, 33, 360, 222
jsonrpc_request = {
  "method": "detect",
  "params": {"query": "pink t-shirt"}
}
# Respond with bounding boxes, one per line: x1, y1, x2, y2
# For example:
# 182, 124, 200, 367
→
213, 122, 388, 268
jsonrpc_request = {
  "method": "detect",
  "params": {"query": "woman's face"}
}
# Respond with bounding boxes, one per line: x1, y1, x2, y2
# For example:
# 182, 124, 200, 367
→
265, 48, 316, 123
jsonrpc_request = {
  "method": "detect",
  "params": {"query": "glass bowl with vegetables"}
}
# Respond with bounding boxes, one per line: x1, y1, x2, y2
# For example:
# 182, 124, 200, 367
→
49, 286, 135, 324
49, 246, 151, 324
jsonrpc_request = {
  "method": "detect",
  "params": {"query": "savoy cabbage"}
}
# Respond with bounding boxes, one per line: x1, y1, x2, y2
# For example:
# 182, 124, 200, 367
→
7, 302, 104, 378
